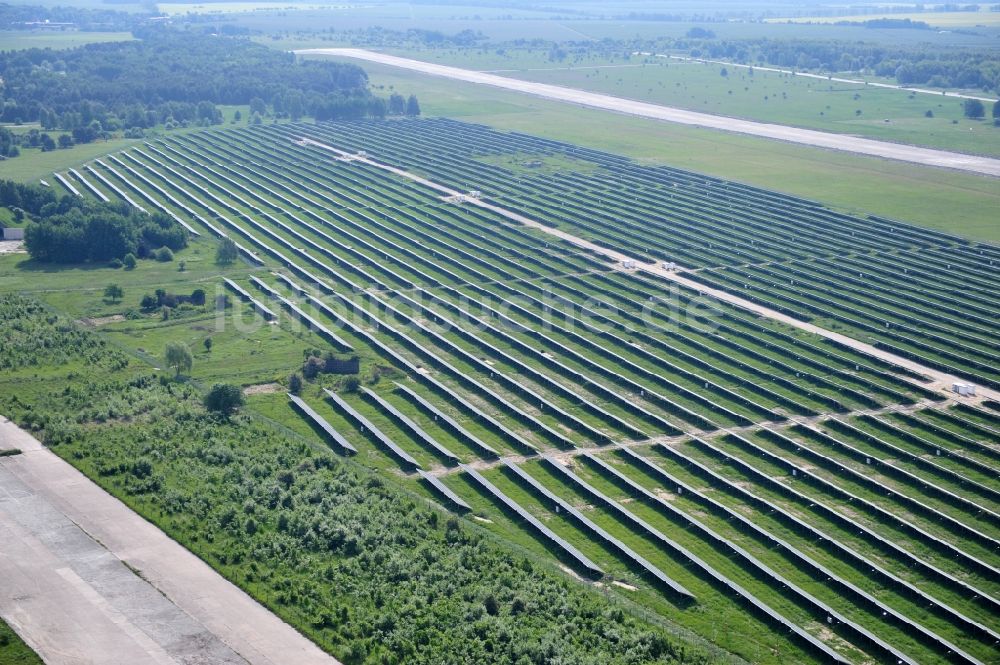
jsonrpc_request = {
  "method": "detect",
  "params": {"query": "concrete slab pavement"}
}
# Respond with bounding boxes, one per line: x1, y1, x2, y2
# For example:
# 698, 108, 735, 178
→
0, 416, 340, 665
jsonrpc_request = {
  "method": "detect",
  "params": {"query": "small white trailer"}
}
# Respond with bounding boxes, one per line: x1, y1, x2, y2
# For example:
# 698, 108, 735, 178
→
952, 382, 977, 397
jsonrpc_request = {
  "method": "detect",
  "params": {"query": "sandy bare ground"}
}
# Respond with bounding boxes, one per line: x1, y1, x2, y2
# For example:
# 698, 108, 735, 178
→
0, 240, 25, 255
243, 382, 282, 395
298, 48, 1000, 178
298, 136, 1000, 403
79, 314, 126, 327
0, 416, 340, 665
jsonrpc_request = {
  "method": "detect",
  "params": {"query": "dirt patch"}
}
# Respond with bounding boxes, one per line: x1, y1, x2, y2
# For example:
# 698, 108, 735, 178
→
653, 487, 677, 501
79, 315, 125, 327
559, 564, 584, 582
471, 515, 493, 524
243, 383, 282, 396
0, 240, 25, 255
612, 580, 638, 592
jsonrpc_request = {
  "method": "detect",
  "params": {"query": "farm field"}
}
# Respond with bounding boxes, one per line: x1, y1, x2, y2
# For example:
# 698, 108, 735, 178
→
19, 117, 998, 665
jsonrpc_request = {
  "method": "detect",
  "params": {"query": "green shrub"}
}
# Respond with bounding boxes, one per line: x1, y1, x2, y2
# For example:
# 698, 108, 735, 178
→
204, 383, 244, 415
215, 237, 238, 265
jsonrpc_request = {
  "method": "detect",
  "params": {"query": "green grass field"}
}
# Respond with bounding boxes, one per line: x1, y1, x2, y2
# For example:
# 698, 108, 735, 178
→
0, 139, 139, 183
354, 59, 1000, 243
771, 10, 1000, 28
0, 30, 133, 51
361, 48, 1000, 158
0, 289, 723, 665
0, 237, 343, 388
0, 619, 42, 665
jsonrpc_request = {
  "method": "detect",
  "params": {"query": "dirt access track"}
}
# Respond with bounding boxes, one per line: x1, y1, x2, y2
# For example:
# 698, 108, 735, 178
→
298, 48, 1000, 178
0, 416, 340, 665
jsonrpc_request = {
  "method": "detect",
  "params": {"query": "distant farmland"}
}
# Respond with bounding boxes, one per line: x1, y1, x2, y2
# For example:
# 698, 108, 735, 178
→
52, 118, 1000, 665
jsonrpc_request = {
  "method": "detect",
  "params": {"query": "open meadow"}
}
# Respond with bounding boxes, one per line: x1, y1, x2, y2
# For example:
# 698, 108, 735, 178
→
0, 30, 133, 51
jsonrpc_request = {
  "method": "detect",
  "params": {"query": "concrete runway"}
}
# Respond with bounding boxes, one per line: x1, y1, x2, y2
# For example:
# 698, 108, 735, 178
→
299, 48, 1000, 178
0, 417, 340, 665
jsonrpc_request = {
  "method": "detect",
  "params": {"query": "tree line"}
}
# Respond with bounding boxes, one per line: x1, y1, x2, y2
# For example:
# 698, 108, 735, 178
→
1, 179, 187, 264
0, 29, 414, 142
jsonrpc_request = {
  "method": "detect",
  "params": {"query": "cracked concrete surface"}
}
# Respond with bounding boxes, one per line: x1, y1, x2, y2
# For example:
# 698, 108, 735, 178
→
0, 416, 339, 665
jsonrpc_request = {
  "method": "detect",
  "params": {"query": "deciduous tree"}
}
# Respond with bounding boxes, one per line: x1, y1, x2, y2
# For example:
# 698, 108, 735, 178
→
104, 283, 123, 302
204, 383, 244, 415
165, 341, 193, 378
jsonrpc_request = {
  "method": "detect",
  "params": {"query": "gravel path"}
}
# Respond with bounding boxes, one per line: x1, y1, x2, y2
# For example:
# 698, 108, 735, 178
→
298, 48, 1000, 178
0, 417, 340, 665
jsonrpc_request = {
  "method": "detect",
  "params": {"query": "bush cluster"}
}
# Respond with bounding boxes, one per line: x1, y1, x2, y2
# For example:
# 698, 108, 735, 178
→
1, 179, 188, 264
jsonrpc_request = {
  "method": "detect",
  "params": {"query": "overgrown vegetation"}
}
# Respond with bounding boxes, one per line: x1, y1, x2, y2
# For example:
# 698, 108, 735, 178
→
0, 296, 129, 373
0, 293, 717, 665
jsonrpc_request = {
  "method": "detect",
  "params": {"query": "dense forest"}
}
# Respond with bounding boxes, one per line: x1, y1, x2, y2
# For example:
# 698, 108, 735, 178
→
0, 2, 151, 32
1, 179, 187, 263
0, 29, 400, 137
0, 295, 718, 665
